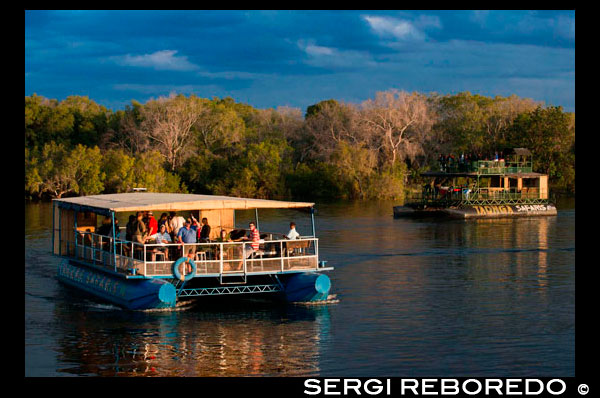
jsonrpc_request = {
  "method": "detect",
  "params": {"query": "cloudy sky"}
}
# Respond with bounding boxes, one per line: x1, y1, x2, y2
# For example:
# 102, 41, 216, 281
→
25, 10, 575, 112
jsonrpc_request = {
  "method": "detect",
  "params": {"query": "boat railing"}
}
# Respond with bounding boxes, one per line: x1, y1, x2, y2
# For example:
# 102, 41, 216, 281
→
440, 160, 533, 175
66, 230, 319, 278
410, 186, 548, 204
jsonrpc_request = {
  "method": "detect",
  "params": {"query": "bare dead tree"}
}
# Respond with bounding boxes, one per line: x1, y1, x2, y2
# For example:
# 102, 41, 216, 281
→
117, 111, 150, 155
139, 94, 201, 171
303, 101, 363, 161
360, 90, 435, 168
484, 95, 541, 146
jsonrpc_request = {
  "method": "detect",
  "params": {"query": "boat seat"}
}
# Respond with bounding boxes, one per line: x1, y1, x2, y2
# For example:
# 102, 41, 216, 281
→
286, 240, 311, 256
194, 251, 207, 262
194, 251, 208, 273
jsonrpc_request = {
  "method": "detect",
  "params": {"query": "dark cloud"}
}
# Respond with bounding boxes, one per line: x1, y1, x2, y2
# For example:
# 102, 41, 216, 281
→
25, 10, 575, 112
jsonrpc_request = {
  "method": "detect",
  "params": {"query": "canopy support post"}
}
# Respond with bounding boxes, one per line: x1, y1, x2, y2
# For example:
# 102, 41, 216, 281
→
58, 205, 62, 256
74, 210, 78, 258
255, 208, 259, 231
310, 207, 316, 238
111, 211, 117, 272
52, 203, 55, 254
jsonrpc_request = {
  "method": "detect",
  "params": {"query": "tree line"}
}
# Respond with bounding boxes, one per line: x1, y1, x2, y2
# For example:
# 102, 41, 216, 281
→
25, 90, 575, 201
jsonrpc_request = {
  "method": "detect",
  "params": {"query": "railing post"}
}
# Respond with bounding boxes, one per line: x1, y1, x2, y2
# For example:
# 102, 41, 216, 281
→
58, 206, 62, 256
219, 243, 223, 274
310, 207, 316, 238
111, 211, 117, 272
280, 241, 284, 272
243, 242, 247, 274
74, 211, 77, 258
315, 238, 319, 269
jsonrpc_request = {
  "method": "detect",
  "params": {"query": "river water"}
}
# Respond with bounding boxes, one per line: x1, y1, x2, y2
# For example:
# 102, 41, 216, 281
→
25, 199, 575, 377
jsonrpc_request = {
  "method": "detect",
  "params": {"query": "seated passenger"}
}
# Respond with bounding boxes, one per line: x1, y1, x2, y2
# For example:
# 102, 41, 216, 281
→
285, 222, 300, 240
97, 217, 112, 236
242, 222, 260, 258
150, 224, 172, 261
216, 229, 231, 242
125, 215, 136, 242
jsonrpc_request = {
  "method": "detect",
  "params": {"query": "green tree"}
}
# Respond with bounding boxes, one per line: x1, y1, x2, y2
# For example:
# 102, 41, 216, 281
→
66, 145, 105, 196
132, 150, 187, 193
285, 162, 344, 200
25, 147, 43, 199
206, 140, 292, 199
330, 141, 377, 199
193, 99, 245, 154
102, 149, 136, 193
25, 94, 74, 149
60, 96, 110, 147
31, 143, 104, 198
305, 99, 340, 118
508, 106, 574, 189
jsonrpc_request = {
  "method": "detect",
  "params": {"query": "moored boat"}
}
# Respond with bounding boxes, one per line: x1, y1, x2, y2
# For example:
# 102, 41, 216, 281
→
394, 148, 557, 219
52, 193, 334, 310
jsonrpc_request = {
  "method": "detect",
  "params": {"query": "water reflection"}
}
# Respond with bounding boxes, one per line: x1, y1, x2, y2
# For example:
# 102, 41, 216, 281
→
52, 296, 331, 376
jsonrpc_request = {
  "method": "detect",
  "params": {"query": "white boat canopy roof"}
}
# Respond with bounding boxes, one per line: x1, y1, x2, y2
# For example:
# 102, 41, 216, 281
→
54, 193, 314, 214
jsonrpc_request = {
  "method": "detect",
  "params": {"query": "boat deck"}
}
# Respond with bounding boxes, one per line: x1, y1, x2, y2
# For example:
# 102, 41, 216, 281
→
61, 231, 324, 279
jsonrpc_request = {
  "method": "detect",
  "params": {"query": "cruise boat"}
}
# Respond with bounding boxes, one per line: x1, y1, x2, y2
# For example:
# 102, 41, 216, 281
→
394, 148, 557, 218
52, 193, 334, 310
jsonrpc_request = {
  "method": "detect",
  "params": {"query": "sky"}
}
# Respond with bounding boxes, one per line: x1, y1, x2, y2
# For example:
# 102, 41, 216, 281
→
25, 10, 575, 113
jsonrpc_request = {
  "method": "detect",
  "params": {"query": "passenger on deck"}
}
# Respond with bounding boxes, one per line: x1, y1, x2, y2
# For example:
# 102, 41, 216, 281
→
198, 217, 211, 243
169, 211, 186, 239
97, 217, 112, 236
216, 229, 231, 242
285, 222, 300, 240
142, 211, 149, 230
147, 211, 158, 236
132, 212, 148, 249
151, 224, 172, 261
242, 221, 260, 258
125, 215, 136, 242
177, 218, 198, 257
463, 186, 472, 201
158, 213, 171, 234
113, 219, 120, 239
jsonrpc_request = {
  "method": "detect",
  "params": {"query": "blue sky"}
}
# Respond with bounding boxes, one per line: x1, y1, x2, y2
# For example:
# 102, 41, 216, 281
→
25, 10, 575, 112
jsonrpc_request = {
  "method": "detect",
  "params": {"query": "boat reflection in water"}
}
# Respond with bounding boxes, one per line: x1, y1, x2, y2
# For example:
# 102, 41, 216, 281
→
53, 295, 331, 376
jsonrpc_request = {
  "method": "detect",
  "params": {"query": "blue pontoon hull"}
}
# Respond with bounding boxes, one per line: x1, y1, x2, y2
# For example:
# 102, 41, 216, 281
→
57, 259, 177, 310
281, 273, 331, 302
57, 259, 332, 310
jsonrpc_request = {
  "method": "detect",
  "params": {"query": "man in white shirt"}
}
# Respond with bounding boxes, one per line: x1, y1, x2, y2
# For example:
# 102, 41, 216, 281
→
169, 211, 186, 237
285, 222, 300, 239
